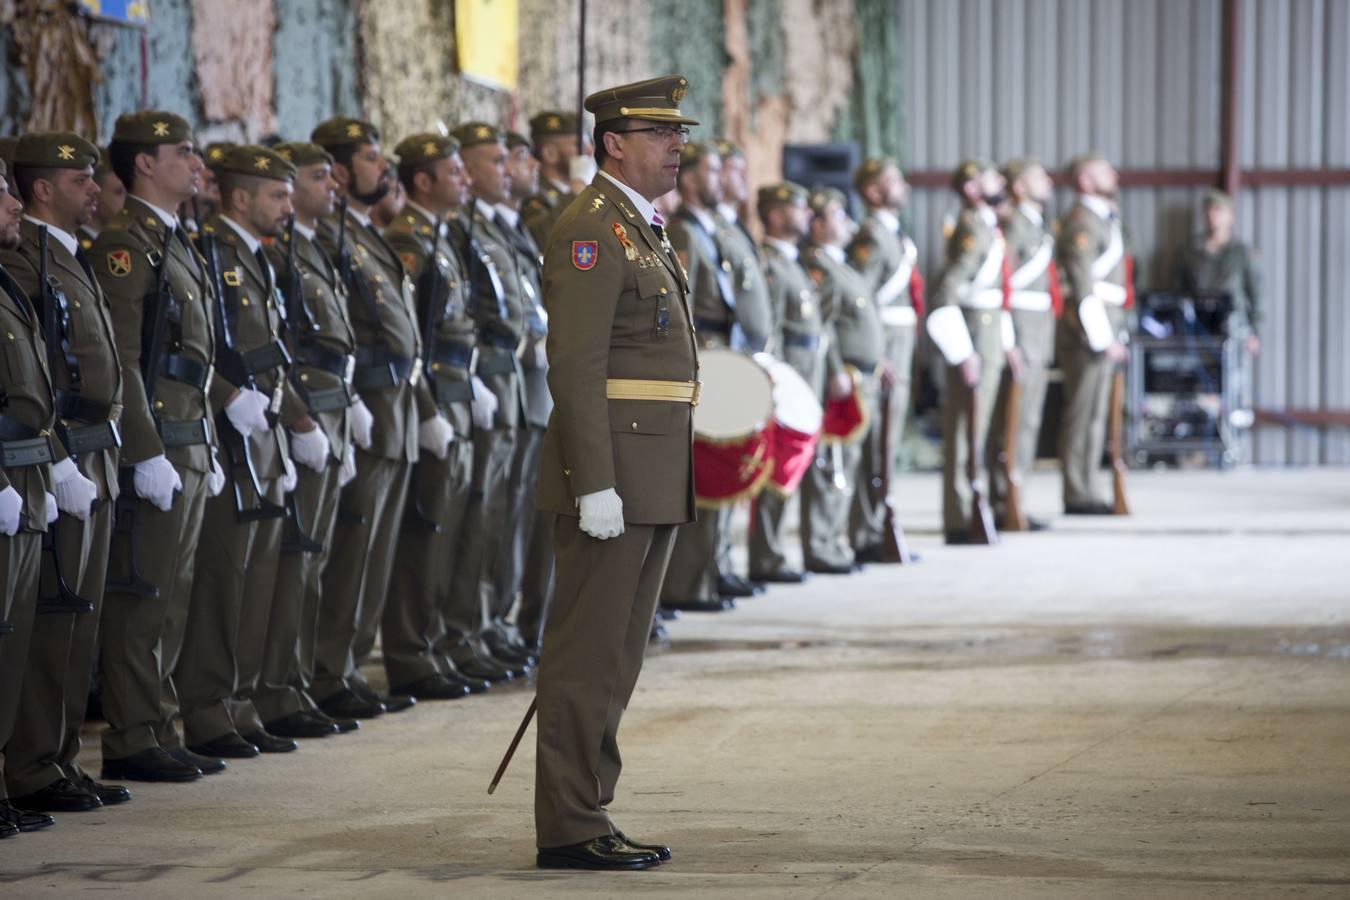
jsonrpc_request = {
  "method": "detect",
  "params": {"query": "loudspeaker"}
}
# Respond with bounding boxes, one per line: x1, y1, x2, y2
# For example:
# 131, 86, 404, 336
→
781, 143, 861, 215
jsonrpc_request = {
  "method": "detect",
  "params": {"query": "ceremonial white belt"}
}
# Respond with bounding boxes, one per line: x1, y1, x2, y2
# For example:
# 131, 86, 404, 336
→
880, 305, 917, 327
1009, 290, 1052, 312
1094, 281, 1129, 306
606, 378, 701, 406
960, 288, 1005, 310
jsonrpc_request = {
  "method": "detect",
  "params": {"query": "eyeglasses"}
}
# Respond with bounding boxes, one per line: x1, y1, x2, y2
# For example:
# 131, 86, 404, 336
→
612, 125, 692, 143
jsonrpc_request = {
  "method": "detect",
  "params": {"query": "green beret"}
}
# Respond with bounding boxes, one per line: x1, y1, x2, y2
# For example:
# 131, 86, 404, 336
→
214, 144, 296, 183
311, 117, 380, 149
112, 111, 192, 145
94, 146, 114, 176
452, 122, 503, 149
529, 111, 578, 140
853, 156, 899, 190
585, 75, 699, 126
712, 137, 742, 159
951, 158, 991, 192
12, 132, 100, 170
505, 131, 531, 151
203, 141, 237, 170
757, 181, 808, 209
679, 140, 719, 168
274, 141, 333, 168
394, 133, 460, 167
0, 137, 14, 181
1203, 188, 1232, 208
808, 186, 846, 213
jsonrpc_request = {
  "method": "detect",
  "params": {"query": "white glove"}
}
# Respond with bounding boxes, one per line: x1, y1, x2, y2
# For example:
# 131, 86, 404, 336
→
133, 454, 182, 511
289, 426, 331, 473
207, 448, 226, 497
577, 487, 624, 540
281, 453, 298, 493
470, 375, 498, 430
569, 154, 598, 188
225, 387, 271, 438
532, 339, 548, 370
418, 414, 455, 460
0, 485, 20, 536
45, 491, 58, 525
348, 397, 374, 450
338, 443, 357, 487
52, 458, 98, 522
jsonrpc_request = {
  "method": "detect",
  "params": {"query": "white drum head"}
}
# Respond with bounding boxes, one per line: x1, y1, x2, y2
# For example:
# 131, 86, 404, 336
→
755, 354, 823, 435
694, 349, 774, 440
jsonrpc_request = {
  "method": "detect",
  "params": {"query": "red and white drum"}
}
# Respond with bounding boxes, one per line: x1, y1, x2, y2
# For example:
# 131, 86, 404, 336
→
754, 353, 822, 496
692, 349, 775, 507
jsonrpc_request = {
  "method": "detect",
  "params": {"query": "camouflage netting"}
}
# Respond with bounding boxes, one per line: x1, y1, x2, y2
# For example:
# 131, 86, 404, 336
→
7, 0, 100, 136
192, 0, 276, 140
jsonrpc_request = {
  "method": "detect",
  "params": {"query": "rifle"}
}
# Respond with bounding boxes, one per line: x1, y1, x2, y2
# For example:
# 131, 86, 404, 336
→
402, 215, 450, 534
877, 381, 914, 563
198, 218, 285, 522
967, 381, 998, 545
34, 227, 94, 614
1109, 367, 1131, 516
999, 378, 1028, 532
276, 216, 324, 554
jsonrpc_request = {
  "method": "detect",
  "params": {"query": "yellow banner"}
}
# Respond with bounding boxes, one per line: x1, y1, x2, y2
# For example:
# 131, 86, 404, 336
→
456, 0, 518, 91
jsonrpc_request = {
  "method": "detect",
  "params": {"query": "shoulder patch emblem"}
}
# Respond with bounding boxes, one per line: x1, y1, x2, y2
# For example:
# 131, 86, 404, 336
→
223, 270, 242, 286
572, 241, 598, 270
107, 250, 132, 277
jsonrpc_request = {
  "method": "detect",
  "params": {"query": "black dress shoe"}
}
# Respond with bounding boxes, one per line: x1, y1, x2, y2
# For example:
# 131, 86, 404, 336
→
716, 574, 755, 598
944, 531, 974, 545
655, 606, 680, 621
0, 801, 55, 832
649, 621, 669, 644
265, 711, 339, 739
854, 545, 907, 564
10, 777, 101, 813
750, 570, 807, 584
303, 709, 359, 733
0, 819, 16, 839
392, 674, 472, 701
615, 831, 672, 862
319, 688, 385, 720
379, 693, 417, 713
1064, 501, 1113, 515
483, 633, 538, 668
241, 730, 298, 753
440, 668, 492, 694
537, 834, 660, 870
806, 562, 854, 575
459, 651, 520, 683
168, 747, 226, 775
102, 747, 201, 782
77, 774, 130, 805
663, 596, 733, 613
187, 732, 259, 759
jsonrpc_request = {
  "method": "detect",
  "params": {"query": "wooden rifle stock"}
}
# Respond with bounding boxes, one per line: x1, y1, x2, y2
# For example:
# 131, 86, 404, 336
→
1109, 367, 1131, 516
967, 381, 998, 545
1000, 378, 1028, 532
877, 381, 913, 563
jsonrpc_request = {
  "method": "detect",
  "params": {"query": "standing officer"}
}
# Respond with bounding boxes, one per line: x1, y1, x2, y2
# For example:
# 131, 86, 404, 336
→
988, 158, 1058, 529
381, 132, 485, 700
747, 182, 821, 584
253, 141, 361, 738
0, 155, 60, 836
521, 111, 591, 250
2, 135, 128, 813
310, 117, 451, 718
79, 150, 125, 249
1055, 153, 1131, 515
847, 157, 921, 561
800, 187, 879, 574
533, 73, 697, 871
95, 111, 228, 783
713, 138, 773, 353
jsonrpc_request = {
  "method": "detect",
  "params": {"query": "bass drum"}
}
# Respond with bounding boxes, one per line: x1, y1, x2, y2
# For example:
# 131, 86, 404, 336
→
754, 353, 822, 496
692, 348, 775, 507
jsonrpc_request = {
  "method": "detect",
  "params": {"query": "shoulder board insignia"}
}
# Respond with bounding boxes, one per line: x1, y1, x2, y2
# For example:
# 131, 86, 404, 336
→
572, 241, 598, 270
223, 270, 242, 286
106, 250, 132, 277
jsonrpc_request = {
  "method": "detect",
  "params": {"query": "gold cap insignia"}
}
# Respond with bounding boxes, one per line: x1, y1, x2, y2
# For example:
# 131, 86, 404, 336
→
209, 147, 224, 161
152, 121, 170, 137
346, 123, 363, 138
476, 126, 491, 139
57, 145, 75, 161
546, 116, 561, 129
672, 83, 687, 103
423, 141, 438, 157
254, 155, 271, 171
276, 147, 292, 161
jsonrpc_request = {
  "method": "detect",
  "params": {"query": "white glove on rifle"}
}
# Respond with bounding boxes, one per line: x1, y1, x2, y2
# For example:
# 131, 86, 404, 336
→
133, 454, 182, 511
338, 443, 357, 487
280, 453, 297, 493
577, 487, 624, 540
470, 375, 497, 430
44, 491, 58, 525
0, 485, 21, 536
52, 458, 98, 522
225, 387, 271, 438
207, 448, 226, 497
418, 414, 454, 460
289, 425, 331, 473
348, 397, 374, 450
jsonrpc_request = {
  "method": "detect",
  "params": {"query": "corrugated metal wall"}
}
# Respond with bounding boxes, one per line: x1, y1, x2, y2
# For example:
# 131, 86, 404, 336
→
896, 0, 1348, 464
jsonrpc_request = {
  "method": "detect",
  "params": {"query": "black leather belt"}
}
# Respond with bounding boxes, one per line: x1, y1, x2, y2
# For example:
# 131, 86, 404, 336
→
241, 340, 292, 375
476, 350, 516, 377
55, 390, 116, 424
431, 341, 473, 369
293, 343, 354, 379
158, 417, 211, 447
479, 331, 519, 351
353, 345, 415, 391
60, 421, 122, 456
161, 353, 211, 389
695, 316, 732, 335
783, 333, 820, 350
0, 415, 55, 468
300, 385, 351, 414
431, 378, 473, 406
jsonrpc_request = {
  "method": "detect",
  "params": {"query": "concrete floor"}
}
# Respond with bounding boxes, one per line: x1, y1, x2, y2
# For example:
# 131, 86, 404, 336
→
3, 468, 1349, 898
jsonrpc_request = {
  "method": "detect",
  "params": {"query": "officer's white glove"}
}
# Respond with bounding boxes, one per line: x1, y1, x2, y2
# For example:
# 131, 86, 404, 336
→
470, 375, 497, 430
225, 387, 271, 438
45, 491, 58, 525
207, 448, 226, 497
577, 487, 624, 540
52, 458, 98, 521
281, 453, 298, 493
532, 339, 548, 371
133, 454, 182, 511
348, 397, 374, 450
418, 414, 455, 460
289, 426, 331, 473
569, 154, 598, 189
0, 485, 21, 536
338, 443, 357, 487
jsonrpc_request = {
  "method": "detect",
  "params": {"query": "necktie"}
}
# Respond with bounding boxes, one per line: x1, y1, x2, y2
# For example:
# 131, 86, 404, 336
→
74, 245, 98, 289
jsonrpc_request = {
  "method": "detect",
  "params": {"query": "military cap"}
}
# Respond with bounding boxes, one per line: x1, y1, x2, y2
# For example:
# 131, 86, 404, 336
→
274, 141, 334, 168
12, 132, 100, 170
713, 137, 743, 159
506, 130, 532, 151
311, 117, 380, 149
1203, 188, 1232, 208
94, 145, 114, 176
757, 181, 809, 210
203, 141, 237, 170
1001, 156, 1043, 184
584, 75, 699, 126
679, 140, 719, 168
452, 122, 503, 149
0, 137, 16, 171
951, 158, 992, 192
214, 144, 296, 182
853, 156, 899, 191
1067, 151, 1109, 179
808, 186, 846, 213
394, 133, 460, 167
112, 110, 192, 145
529, 110, 578, 141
